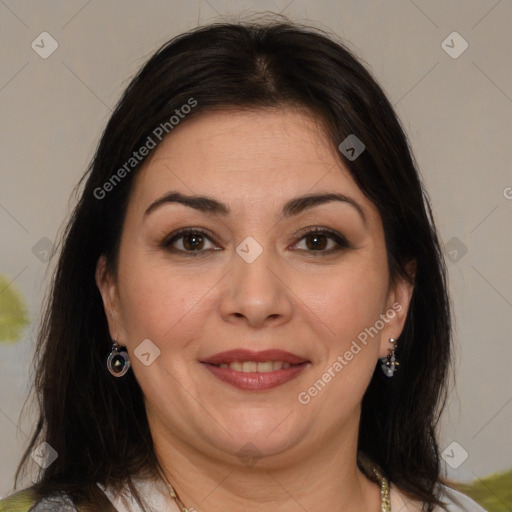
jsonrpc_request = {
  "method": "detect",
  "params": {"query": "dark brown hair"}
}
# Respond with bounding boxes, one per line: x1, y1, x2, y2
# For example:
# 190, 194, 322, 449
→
16, 17, 452, 512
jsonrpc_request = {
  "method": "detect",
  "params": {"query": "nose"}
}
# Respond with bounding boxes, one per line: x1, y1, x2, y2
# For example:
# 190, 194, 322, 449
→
219, 245, 294, 329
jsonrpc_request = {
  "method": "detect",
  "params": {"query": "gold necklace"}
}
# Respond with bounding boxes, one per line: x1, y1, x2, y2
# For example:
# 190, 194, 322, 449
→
371, 463, 392, 512
156, 462, 391, 512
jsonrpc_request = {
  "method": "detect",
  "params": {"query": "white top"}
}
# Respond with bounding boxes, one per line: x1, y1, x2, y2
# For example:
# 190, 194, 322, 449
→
98, 475, 487, 512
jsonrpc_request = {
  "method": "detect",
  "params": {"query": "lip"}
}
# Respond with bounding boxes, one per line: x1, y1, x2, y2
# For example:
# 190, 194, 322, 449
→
200, 349, 310, 391
201, 349, 308, 365
202, 361, 309, 391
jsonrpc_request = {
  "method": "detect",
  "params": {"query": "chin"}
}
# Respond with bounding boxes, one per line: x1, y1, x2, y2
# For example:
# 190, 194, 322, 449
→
205, 415, 304, 462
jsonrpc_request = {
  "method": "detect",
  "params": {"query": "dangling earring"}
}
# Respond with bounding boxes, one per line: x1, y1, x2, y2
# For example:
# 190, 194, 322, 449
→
107, 340, 130, 377
380, 338, 399, 377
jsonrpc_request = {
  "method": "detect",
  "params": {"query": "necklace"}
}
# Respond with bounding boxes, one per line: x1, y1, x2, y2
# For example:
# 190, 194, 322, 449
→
371, 462, 392, 512
156, 460, 391, 512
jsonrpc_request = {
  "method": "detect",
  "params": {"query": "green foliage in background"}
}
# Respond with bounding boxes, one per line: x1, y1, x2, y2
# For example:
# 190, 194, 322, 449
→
0, 274, 29, 343
453, 468, 512, 512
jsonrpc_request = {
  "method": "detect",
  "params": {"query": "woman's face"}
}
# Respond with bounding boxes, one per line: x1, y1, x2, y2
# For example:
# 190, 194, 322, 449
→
97, 107, 412, 466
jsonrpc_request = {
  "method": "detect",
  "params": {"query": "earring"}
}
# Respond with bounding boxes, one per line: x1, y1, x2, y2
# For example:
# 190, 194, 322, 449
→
107, 340, 130, 377
380, 338, 399, 378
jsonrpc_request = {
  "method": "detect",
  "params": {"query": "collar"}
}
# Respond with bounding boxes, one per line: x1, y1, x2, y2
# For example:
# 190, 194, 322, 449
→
98, 472, 424, 512
98, 474, 180, 512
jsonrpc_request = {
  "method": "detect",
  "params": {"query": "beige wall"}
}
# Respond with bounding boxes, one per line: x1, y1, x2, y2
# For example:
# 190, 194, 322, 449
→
1, 0, 511, 496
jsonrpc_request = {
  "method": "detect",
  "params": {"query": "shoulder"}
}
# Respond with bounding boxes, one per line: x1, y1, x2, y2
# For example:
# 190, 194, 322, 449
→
390, 482, 487, 512
0, 487, 78, 512
98, 475, 181, 512
436, 483, 488, 511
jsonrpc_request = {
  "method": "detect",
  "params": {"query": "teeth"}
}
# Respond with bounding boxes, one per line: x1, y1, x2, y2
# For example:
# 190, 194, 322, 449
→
257, 361, 274, 372
242, 361, 257, 372
216, 361, 296, 372
229, 361, 243, 371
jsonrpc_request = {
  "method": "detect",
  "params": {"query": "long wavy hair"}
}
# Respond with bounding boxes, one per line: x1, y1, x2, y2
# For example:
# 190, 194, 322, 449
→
16, 17, 452, 512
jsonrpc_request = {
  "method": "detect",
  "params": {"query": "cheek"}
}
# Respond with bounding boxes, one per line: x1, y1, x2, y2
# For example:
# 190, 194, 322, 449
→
298, 269, 386, 418
293, 258, 389, 342
116, 255, 212, 346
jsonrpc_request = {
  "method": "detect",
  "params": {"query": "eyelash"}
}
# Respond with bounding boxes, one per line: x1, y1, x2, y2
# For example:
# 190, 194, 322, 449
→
292, 227, 350, 255
161, 227, 350, 256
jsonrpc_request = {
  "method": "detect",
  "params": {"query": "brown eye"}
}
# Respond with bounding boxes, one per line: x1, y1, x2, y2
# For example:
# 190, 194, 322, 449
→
182, 233, 205, 250
293, 228, 349, 254
163, 229, 219, 253
305, 233, 329, 250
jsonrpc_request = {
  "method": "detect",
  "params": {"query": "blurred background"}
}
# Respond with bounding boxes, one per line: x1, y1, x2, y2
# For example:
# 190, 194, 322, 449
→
1, 1, 511, 509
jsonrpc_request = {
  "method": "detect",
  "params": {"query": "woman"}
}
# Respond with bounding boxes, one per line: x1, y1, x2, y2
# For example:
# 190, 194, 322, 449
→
1, 19, 486, 512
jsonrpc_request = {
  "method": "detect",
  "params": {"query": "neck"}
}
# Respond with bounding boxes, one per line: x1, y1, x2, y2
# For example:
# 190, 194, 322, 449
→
151, 415, 382, 512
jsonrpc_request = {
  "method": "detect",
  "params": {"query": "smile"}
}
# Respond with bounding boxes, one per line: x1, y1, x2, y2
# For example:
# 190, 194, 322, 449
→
200, 348, 310, 390
213, 360, 295, 372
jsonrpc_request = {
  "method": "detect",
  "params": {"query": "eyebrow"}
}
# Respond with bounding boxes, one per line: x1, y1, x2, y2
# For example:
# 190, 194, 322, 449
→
282, 192, 366, 224
145, 191, 230, 217
144, 191, 366, 224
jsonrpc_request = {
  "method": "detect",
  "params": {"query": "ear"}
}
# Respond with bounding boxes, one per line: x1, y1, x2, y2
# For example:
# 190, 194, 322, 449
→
95, 254, 124, 344
378, 260, 416, 359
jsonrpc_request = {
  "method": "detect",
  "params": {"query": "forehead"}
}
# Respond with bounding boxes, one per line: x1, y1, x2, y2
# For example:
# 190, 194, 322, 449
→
129, 108, 369, 213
